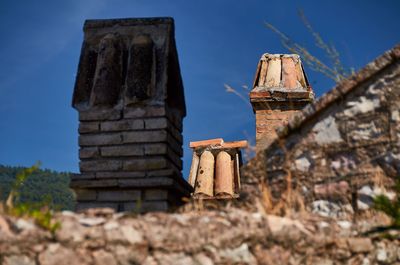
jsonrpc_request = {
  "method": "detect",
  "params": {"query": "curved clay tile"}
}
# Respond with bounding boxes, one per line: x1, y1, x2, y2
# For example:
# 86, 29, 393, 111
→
265, 56, 281, 88
188, 152, 200, 187
282, 56, 297, 89
258, 58, 269, 87
215, 151, 234, 196
194, 151, 214, 197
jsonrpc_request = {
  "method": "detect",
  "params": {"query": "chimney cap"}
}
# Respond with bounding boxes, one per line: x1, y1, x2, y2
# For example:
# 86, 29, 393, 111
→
250, 53, 314, 105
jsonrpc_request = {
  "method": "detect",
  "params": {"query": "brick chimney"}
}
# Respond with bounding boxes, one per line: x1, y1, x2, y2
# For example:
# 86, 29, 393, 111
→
70, 17, 192, 212
250, 54, 314, 151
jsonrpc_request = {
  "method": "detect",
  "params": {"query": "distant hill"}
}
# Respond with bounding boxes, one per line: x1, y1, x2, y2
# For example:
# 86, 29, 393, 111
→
0, 165, 75, 210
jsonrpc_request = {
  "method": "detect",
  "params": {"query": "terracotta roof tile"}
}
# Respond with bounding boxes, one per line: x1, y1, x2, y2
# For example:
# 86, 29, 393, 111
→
187, 138, 247, 199
250, 53, 314, 107
189, 138, 223, 148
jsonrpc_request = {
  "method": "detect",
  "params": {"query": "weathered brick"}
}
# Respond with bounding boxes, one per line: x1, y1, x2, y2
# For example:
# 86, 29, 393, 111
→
96, 171, 145, 179
167, 122, 183, 143
70, 179, 118, 188
255, 109, 298, 151
79, 133, 122, 146
79, 109, 121, 121
124, 106, 165, 118
123, 201, 169, 212
70, 173, 95, 180
118, 177, 174, 188
80, 160, 122, 172
166, 108, 183, 131
144, 143, 167, 155
167, 133, 183, 156
79, 147, 99, 159
146, 169, 174, 177
75, 189, 97, 201
97, 190, 141, 201
101, 145, 144, 157
144, 118, 168, 129
101, 119, 144, 132
79, 122, 100, 133
123, 157, 167, 171
167, 147, 183, 169
122, 130, 167, 143
144, 189, 169, 201
76, 202, 118, 212
145, 161, 181, 178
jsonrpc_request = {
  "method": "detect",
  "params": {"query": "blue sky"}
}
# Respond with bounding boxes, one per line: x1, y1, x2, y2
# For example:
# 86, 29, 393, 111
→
0, 0, 399, 178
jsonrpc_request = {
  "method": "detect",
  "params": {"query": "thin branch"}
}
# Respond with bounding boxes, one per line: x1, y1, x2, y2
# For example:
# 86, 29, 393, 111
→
224, 83, 252, 107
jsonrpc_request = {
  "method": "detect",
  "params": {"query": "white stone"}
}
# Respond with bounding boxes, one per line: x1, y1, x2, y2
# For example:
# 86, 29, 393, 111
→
362, 257, 371, 265
266, 215, 310, 235
251, 212, 263, 221
358, 186, 374, 196
15, 219, 35, 231
357, 200, 370, 210
391, 110, 400, 121
318, 221, 329, 229
120, 225, 143, 244
350, 123, 380, 140
78, 217, 106, 227
193, 253, 214, 265
373, 187, 396, 200
311, 200, 341, 218
377, 249, 388, 262
313, 116, 343, 144
337, 220, 352, 229
219, 243, 257, 265
344, 96, 380, 116
295, 156, 311, 172
104, 221, 119, 230
3, 255, 35, 265
61, 211, 76, 217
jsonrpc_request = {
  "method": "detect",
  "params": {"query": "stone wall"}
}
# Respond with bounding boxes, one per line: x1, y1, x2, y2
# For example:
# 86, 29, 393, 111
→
1, 208, 399, 265
242, 45, 400, 215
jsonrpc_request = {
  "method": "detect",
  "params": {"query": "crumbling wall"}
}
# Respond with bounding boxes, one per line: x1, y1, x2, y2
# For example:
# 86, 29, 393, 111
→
1, 209, 399, 265
242, 49, 400, 215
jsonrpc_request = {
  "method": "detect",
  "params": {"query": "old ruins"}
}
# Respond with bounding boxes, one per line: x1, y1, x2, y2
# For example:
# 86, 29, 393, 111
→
242, 44, 400, 216
1, 16, 400, 265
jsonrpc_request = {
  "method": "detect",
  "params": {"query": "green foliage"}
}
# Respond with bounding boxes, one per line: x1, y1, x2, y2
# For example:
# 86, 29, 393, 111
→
0, 164, 75, 210
373, 179, 400, 227
8, 201, 61, 233
1, 164, 75, 233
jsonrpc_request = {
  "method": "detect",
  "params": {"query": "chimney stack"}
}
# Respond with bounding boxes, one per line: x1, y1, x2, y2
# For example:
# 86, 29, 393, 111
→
70, 18, 192, 212
250, 54, 314, 151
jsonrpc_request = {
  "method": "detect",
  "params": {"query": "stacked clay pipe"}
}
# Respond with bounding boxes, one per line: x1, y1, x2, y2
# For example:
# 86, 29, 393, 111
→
187, 138, 247, 199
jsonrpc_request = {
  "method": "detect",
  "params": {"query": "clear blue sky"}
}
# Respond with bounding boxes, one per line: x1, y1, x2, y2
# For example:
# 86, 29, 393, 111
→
0, 0, 399, 178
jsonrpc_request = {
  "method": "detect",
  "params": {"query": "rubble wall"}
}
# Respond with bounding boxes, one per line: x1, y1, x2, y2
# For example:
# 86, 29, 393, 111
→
1, 209, 399, 265
242, 49, 400, 215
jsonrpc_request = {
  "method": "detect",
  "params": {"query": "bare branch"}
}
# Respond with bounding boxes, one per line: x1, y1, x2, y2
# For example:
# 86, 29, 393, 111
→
224, 83, 252, 107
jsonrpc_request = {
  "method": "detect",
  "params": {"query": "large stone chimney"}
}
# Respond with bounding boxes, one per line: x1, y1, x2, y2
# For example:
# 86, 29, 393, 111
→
250, 54, 314, 151
70, 18, 192, 212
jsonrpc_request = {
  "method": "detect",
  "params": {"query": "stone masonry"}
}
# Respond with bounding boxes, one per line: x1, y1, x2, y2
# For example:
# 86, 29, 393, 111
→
71, 18, 192, 212
242, 44, 400, 215
2, 208, 400, 265
250, 54, 314, 151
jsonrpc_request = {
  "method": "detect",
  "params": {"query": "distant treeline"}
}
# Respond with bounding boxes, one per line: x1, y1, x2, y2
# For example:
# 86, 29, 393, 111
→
0, 165, 75, 210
